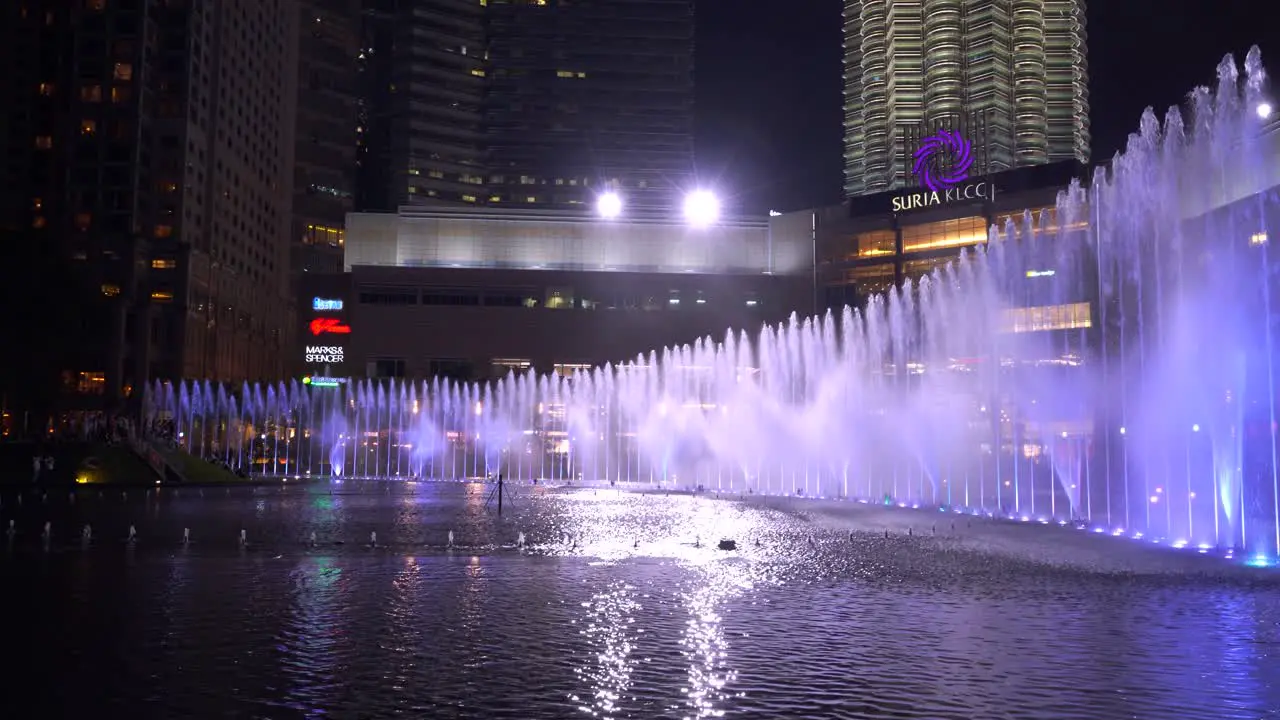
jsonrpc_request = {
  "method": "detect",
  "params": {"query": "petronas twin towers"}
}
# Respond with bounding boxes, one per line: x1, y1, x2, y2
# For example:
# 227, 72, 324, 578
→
842, 0, 1090, 197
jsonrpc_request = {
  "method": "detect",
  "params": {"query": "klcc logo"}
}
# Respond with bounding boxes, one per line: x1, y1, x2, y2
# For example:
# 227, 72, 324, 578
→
913, 129, 973, 192
309, 317, 351, 336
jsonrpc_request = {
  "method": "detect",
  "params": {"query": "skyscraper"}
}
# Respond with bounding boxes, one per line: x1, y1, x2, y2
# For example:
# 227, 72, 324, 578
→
294, 0, 360, 275
356, 0, 695, 214
356, 0, 487, 212
485, 0, 695, 211
841, 0, 1089, 197
0, 0, 299, 425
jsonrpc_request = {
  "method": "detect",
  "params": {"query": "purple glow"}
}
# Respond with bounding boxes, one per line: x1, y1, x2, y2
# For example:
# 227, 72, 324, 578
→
912, 129, 973, 191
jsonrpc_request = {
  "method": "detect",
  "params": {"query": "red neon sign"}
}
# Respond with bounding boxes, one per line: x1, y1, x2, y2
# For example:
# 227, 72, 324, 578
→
309, 317, 351, 336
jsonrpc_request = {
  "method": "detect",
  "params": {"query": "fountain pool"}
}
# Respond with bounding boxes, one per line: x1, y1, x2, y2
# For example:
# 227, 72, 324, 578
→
143, 50, 1280, 565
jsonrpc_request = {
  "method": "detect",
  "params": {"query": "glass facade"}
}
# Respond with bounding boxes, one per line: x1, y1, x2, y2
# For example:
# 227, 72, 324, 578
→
901, 216, 987, 253
824, 198, 1068, 320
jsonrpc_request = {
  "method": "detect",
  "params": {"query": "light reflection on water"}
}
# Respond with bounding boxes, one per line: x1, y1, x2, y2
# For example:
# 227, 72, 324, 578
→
1, 482, 1279, 719
678, 565, 748, 719
570, 579, 640, 718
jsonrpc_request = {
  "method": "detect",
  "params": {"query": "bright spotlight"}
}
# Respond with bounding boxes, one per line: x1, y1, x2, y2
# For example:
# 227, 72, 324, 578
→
1257, 102, 1273, 120
683, 190, 720, 227
596, 192, 623, 219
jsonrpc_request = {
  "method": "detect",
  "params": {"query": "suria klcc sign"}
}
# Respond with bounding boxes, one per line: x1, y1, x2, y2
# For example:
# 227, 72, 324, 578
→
891, 129, 995, 212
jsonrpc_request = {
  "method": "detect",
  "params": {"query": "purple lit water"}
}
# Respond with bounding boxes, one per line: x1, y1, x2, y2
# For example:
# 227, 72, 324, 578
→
2, 482, 1278, 719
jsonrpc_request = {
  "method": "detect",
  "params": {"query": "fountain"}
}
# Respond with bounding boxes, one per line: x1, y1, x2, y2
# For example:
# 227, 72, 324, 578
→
139, 51, 1280, 563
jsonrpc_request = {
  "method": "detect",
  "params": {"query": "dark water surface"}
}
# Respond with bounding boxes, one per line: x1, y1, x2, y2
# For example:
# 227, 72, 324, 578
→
2, 481, 1279, 719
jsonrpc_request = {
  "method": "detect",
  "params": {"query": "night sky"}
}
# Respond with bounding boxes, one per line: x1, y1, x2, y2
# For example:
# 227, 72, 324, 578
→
694, 0, 1280, 215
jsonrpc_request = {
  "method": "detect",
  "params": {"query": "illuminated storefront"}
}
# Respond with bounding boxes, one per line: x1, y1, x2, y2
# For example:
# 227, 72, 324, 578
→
820, 160, 1089, 312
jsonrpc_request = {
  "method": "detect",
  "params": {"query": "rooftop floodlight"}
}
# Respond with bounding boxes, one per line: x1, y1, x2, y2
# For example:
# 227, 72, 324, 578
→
683, 189, 720, 228
1257, 102, 1274, 120
596, 191, 623, 219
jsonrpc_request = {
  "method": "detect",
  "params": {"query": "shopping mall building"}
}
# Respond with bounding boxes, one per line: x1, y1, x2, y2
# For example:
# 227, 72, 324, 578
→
295, 123, 1280, 385
295, 162, 1096, 384
814, 160, 1089, 315
296, 206, 814, 380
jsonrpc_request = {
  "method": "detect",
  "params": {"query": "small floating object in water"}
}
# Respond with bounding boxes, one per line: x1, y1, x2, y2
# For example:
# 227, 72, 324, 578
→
717, 539, 737, 551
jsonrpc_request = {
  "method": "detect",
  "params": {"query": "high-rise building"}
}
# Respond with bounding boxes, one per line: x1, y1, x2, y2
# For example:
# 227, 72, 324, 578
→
356, 0, 695, 214
0, 0, 299, 427
356, 0, 487, 211
294, 0, 360, 275
485, 0, 695, 211
841, 0, 1089, 197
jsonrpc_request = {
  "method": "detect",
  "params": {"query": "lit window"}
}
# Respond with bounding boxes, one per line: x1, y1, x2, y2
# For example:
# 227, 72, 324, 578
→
854, 229, 896, 259
304, 224, 344, 247
546, 288, 574, 309
161, 181, 177, 193
462, 194, 477, 203
901, 216, 987, 253
32, 216, 47, 229
427, 170, 444, 179
556, 70, 575, 78
38, 82, 54, 96
1251, 232, 1268, 246
553, 363, 592, 377
150, 291, 174, 303
470, 68, 485, 77
81, 119, 97, 135
407, 185, 417, 194
526, 196, 536, 203
75, 372, 106, 395
1001, 302, 1092, 334
110, 86, 131, 103
74, 212, 92, 230
154, 225, 173, 238
35, 135, 52, 149
113, 62, 133, 81
576, 72, 586, 78
489, 195, 502, 202
151, 259, 177, 269
80, 85, 101, 102
32, 198, 43, 210
492, 358, 531, 373
101, 284, 121, 297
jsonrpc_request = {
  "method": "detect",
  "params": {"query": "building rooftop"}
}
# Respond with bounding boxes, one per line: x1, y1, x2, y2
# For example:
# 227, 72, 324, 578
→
343, 205, 813, 276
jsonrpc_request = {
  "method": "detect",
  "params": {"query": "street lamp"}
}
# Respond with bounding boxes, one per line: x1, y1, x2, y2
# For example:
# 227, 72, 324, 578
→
596, 191, 623, 219
1257, 102, 1273, 120
683, 190, 720, 228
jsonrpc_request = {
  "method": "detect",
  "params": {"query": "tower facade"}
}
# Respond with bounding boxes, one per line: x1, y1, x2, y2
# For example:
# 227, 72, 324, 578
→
842, 0, 1089, 197
0, 0, 299, 427
357, 0, 695, 214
